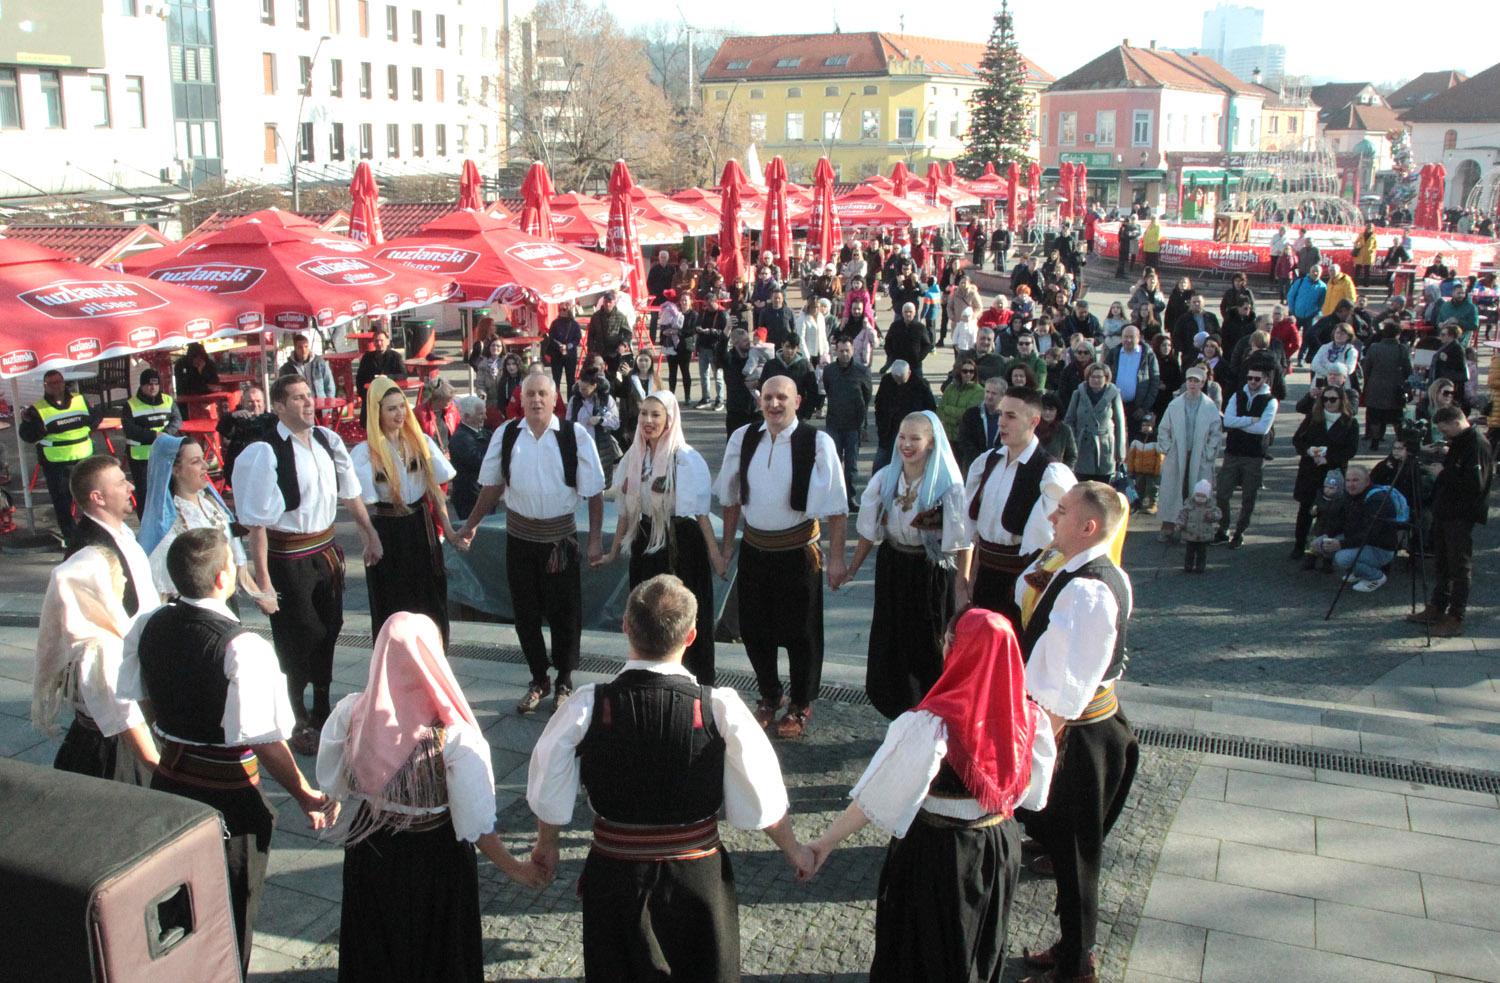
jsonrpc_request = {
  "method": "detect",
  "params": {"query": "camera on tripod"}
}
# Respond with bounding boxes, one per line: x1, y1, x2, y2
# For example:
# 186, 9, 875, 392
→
1395, 418, 1427, 453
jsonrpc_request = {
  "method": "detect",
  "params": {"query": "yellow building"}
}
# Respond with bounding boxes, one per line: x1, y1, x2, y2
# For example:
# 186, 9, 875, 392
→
1259, 84, 1322, 152
701, 33, 1052, 184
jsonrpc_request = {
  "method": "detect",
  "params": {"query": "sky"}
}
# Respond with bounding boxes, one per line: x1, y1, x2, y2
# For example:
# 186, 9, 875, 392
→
592, 0, 1491, 84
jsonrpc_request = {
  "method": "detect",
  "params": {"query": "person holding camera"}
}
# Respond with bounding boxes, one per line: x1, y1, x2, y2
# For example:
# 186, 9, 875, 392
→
1306, 465, 1402, 592
1408, 407, 1494, 637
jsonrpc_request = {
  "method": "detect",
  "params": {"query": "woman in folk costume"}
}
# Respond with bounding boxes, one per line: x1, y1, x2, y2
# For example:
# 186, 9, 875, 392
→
350, 376, 458, 644
33, 547, 158, 783
317, 613, 546, 983
597, 390, 727, 684
802, 608, 1055, 982
839, 410, 972, 719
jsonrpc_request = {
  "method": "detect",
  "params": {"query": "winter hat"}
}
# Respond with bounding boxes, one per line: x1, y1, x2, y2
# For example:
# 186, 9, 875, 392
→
1323, 471, 1345, 493
139, 368, 161, 386
1192, 479, 1212, 498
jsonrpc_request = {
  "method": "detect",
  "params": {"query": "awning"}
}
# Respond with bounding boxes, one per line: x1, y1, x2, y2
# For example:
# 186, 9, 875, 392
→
1179, 168, 1241, 184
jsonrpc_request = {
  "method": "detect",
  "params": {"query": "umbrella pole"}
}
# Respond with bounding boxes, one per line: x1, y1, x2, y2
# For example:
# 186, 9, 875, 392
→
11, 378, 34, 533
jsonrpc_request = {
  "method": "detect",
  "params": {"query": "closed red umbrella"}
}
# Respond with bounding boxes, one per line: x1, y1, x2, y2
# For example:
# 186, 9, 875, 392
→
717, 160, 748, 285
458, 159, 484, 211
944, 161, 958, 186
890, 161, 912, 200
807, 156, 840, 268
1006, 161, 1021, 229
924, 162, 945, 210
348, 162, 384, 245
517, 161, 556, 239
1075, 164, 1088, 217
1026, 162, 1041, 225
376, 210, 626, 306
606, 159, 647, 305
763, 155, 793, 280
1059, 162, 1075, 222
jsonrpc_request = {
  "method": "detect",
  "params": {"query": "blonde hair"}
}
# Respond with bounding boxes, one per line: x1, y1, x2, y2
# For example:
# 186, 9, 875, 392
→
365, 376, 445, 514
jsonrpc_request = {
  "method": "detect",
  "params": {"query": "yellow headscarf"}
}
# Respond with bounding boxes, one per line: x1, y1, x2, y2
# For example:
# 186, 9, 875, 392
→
365, 376, 446, 514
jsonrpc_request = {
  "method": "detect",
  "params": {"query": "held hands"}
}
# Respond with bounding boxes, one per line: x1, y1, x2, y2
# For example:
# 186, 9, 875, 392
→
710, 546, 730, 580
826, 553, 849, 592
796, 836, 835, 882
362, 535, 384, 567
530, 840, 559, 884
586, 535, 605, 568
501, 852, 553, 890
591, 543, 620, 569
299, 790, 340, 831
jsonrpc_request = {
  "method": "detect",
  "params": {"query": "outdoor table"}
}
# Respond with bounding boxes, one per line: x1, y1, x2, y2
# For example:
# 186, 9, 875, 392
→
345, 331, 375, 350
313, 397, 349, 427
1390, 265, 1419, 299
404, 355, 452, 380
177, 418, 227, 485
500, 334, 542, 352
324, 351, 363, 399
176, 391, 231, 422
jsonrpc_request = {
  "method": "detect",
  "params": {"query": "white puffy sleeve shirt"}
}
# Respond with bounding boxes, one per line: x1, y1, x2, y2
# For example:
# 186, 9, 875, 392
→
962, 438, 1076, 553
714, 420, 848, 528
527, 661, 789, 831
663, 447, 713, 518
476, 418, 606, 520
1018, 543, 1130, 721
350, 434, 457, 507
849, 709, 1057, 838
232, 423, 361, 532
856, 468, 970, 554
316, 693, 498, 843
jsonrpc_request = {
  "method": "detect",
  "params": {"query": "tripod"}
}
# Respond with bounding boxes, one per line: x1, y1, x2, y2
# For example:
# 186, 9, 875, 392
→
1324, 456, 1430, 645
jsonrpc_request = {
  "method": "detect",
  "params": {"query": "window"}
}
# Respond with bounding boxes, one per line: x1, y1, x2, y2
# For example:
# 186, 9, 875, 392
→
1213, 114, 1222, 144
897, 107, 915, 140
385, 4, 397, 41
261, 0, 275, 24
1199, 115, 1208, 143
775, 57, 801, 68
1058, 111, 1076, 146
786, 86, 800, 98
0, 69, 20, 129
327, 0, 340, 32
1094, 110, 1115, 147
1032, 108, 1042, 139
862, 84, 877, 95
824, 85, 839, 97
330, 58, 343, 96
927, 117, 937, 139
435, 14, 445, 46
1165, 113, 1174, 141
725, 59, 750, 71
785, 112, 803, 140
39, 71, 63, 128
1132, 110, 1152, 146
299, 121, 315, 160
456, 24, 464, 54
749, 88, 764, 99
434, 68, 444, 101
359, 62, 372, 98
824, 55, 850, 67
123, 76, 144, 128
387, 64, 398, 100
330, 121, 345, 160
263, 53, 277, 94
1287, 115, 1297, 134
949, 110, 961, 138
1230, 116, 1240, 145
300, 55, 312, 95
1038, 112, 1046, 144
749, 112, 766, 141
456, 74, 467, 104
90, 75, 111, 128
822, 110, 841, 141
435, 122, 445, 155
386, 122, 399, 157
713, 89, 727, 101
359, 122, 373, 158
410, 9, 421, 44
412, 122, 423, 156
296, 0, 309, 29
357, 0, 368, 36
411, 66, 422, 100
861, 109, 880, 140
1443, 129, 1458, 150
1267, 115, 1279, 134
264, 123, 278, 163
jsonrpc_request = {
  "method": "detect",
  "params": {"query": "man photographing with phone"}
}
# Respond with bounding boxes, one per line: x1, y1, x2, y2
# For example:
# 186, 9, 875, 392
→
1408, 407, 1493, 637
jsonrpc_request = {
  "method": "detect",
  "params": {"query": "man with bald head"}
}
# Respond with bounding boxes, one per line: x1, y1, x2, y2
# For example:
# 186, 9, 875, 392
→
884, 301, 934, 378
716, 375, 849, 738
458, 371, 606, 713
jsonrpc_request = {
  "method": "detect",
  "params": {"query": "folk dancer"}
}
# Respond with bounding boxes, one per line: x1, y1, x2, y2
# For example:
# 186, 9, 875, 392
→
526, 575, 811, 982
715, 375, 849, 738
1015, 483, 1140, 983
455, 372, 606, 713
233, 375, 382, 754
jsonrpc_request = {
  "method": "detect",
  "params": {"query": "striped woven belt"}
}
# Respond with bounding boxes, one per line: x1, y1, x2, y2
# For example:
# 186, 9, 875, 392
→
975, 538, 1029, 573
591, 815, 721, 862
156, 738, 260, 791
266, 527, 335, 559
1073, 682, 1120, 725
370, 501, 423, 518
916, 809, 1008, 830
506, 511, 578, 544
743, 519, 820, 552
882, 538, 926, 556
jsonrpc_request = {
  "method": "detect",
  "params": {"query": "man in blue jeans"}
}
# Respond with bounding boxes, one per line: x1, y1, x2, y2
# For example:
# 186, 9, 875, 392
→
1311, 465, 1402, 592
820, 339, 871, 511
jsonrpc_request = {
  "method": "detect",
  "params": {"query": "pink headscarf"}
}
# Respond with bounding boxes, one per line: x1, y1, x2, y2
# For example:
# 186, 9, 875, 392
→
344, 612, 478, 800
611, 389, 687, 554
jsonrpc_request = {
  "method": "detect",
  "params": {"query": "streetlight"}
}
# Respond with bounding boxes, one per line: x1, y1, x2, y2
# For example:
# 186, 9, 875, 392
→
291, 34, 332, 212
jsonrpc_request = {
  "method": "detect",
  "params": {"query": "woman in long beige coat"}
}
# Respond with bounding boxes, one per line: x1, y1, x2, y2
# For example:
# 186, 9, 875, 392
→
1157, 365, 1225, 541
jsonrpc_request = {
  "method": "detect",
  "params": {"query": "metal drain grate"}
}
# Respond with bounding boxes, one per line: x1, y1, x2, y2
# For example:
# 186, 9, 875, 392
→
1135, 725, 1500, 794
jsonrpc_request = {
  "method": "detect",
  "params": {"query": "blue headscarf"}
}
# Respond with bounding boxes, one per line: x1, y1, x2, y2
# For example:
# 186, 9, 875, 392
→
137, 433, 233, 556
879, 409, 964, 567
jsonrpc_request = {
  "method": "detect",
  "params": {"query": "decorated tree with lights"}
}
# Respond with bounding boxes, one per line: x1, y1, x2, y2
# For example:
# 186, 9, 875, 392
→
961, 0, 1033, 175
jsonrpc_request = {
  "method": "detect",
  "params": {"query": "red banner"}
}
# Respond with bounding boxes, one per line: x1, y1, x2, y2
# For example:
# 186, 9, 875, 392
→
1093, 229, 1354, 276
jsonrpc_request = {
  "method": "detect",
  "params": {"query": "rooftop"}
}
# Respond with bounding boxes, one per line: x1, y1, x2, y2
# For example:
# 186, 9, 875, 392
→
703, 32, 1052, 86
0, 222, 173, 267
1386, 70, 1467, 111
187, 209, 348, 239
1399, 61, 1500, 124
1048, 42, 1264, 96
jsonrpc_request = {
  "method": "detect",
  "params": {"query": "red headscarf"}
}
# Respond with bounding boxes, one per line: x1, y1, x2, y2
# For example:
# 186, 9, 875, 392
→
916, 608, 1037, 814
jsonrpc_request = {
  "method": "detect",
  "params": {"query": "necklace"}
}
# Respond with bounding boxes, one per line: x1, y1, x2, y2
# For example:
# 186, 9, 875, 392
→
894, 473, 921, 511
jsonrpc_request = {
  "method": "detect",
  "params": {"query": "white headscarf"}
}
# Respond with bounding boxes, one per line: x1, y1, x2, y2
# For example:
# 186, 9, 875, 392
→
32, 549, 131, 734
611, 390, 688, 554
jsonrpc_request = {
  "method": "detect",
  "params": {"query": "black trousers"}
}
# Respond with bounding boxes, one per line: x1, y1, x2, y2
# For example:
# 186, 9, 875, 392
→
581, 849, 739, 983
267, 543, 344, 711
53, 719, 119, 781
1184, 541, 1208, 571
630, 517, 716, 685
667, 350, 693, 403
1293, 500, 1315, 553
129, 457, 149, 517
1430, 518, 1475, 618
971, 563, 1024, 630
506, 532, 580, 688
738, 538, 823, 707
41, 458, 77, 539
1020, 713, 1138, 977
551, 352, 578, 398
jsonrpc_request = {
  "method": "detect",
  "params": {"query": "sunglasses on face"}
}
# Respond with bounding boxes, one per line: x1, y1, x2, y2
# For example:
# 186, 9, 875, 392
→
1322, 396, 1342, 405
1246, 375, 1264, 384
959, 368, 976, 376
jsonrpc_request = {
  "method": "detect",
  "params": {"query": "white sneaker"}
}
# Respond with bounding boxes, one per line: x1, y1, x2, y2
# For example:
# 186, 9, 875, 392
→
1353, 574, 1387, 593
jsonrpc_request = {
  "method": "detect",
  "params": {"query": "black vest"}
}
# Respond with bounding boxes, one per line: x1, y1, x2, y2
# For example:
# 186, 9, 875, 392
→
1224, 390, 1273, 458
967, 445, 1054, 538
256, 426, 338, 513
499, 418, 579, 489
65, 515, 139, 616
737, 422, 817, 514
577, 670, 725, 825
137, 601, 252, 745
1019, 556, 1130, 680
927, 757, 974, 799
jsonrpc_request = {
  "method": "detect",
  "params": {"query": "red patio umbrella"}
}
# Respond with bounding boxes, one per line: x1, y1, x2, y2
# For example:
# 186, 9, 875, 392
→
517, 161, 556, 240
807, 156, 840, 269
627, 187, 718, 237
717, 161, 748, 285
459, 160, 484, 211
1006, 161, 1021, 229
1059, 162, 1075, 222
1075, 164, 1089, 217
546, 192, 682, 248
376, 210, 626, 306
944, 161, 958, 186
890, 161, 912, 199
924, 162, 945, 209
347, 162, 384, 246
605, 159, 648, 305
1026, 162, 1042, 225
828, 185, 948, 228
670, 187, 723, 220
762, 156, 793, 280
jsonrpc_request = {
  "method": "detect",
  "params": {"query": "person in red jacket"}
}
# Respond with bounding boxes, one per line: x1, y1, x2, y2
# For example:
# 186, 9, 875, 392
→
1268, 304, 1301, 363
414, 377, 461, 456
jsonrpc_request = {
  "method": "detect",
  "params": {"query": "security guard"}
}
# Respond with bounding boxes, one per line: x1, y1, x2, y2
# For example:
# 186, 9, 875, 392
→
19, 369, 99, 541
122, 368, 180, 514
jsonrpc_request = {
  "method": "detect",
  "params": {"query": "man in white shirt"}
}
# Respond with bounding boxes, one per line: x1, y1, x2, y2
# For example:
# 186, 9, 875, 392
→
526, 574, 809, 982
232, 375, 381, 754
64, 454, 161, 618
1014, 483, 1138, 983
455, 371, 606, 713
120, 529, 336, 975
716, 375, 848, 738
1214, 356, 1279, 549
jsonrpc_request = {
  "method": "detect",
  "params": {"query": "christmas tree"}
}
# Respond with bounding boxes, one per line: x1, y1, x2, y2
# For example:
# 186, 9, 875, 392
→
961, 0, 1033, 176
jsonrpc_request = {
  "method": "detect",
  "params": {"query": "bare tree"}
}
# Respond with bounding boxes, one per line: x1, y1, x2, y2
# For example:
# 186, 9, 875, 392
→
635, 21, 727, 109
178, 180, 288, 234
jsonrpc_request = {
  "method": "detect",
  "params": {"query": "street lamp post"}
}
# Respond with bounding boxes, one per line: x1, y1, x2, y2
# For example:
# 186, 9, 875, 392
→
291, 34, 332, 212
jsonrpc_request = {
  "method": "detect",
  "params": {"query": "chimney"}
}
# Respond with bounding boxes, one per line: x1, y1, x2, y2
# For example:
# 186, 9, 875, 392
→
1149, 40, 1157, 49
1252, 67, 1262, 85
1122, 38, 1130, 47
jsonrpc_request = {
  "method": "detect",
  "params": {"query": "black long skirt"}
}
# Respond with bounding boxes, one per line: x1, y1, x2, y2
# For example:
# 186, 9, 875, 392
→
867, 543, 954, 719
367, 500, 449, 645
53, 718, 152, 786
870, 816, 1021, 983
338, 811, 483, 983
629, 516, 717, 685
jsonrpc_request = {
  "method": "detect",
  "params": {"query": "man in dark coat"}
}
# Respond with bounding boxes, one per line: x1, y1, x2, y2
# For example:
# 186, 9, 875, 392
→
872, 360, 936, 475
354, 326, 408, 396
754, 290, 796, 347
1171, 294, 1221, 356
757, 336, 822, 420
1360, 323, 1412, 450
586, 291, 633, 370
1409, 407, 1494, 637
448, 396, 493, 521
884, 302, 935, 378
